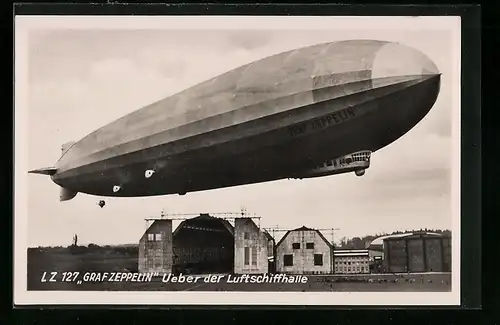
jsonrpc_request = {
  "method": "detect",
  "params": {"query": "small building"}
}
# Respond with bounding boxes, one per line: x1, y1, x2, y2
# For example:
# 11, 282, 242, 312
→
138, 219, 173, 273
367, 246, 385, 273
367, 233, 415, 261
334, 249, 370, 274
234, 218, 273, 274
173, 213, 234, 274
367, 245, 384, 261
383, 233, 451, 273
276, 226, 333, 275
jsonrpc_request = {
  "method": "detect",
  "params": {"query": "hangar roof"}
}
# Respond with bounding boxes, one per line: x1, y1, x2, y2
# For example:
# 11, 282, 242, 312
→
369, 232, 443, 246
173, 213, 234, 237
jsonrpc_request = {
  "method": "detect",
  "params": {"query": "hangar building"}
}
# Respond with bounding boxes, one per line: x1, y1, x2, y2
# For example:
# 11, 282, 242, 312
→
382, 232, 451, 273
275, 226, 333, 275
138, 213, 272, 275
172, 214, 234, 274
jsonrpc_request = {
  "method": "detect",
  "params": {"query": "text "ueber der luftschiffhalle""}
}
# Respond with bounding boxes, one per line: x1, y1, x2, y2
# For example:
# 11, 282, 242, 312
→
162, 273, 308, 284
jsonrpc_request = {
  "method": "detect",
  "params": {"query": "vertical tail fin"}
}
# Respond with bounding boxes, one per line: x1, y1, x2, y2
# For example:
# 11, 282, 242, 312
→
61, 141, 76, 157
60, 187, 78, 201
29, 140, 79, 202
60, 141, 78, 201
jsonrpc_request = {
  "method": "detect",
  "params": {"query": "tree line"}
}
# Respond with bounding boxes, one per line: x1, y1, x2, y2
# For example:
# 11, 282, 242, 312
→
28, 243, 139, 256
335, 229, 451, 250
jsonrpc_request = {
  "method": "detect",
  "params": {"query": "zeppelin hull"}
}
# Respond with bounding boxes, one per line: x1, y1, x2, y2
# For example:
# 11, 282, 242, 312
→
45, 40, 441, 198
52, 75, 440, 197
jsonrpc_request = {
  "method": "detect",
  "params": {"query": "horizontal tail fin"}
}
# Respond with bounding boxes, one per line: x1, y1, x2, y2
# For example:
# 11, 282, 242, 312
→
28, 167, 57, 176
60, 187, 78, 201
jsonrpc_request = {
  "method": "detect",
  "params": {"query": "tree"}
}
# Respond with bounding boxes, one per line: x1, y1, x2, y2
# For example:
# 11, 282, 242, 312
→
351, 237, 364, 249
339, 237, 348, 248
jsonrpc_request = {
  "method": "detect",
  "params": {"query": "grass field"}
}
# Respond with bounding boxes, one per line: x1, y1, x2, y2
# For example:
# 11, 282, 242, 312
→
27, 249, 451, 292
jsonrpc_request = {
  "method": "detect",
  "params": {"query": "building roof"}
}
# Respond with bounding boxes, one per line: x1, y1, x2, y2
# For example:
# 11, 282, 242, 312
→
236, 217, 274, 242
335, 252, 369, 257
173, 213, 234, 237
276, 225, 333, 249
369, 232, 443, 246
368, 244, 384, 252
334, 249, 369, 253
144, 219, 171, 233
139, 219, 172, 241
334, 249, 369, 257
262, 229, 275, 242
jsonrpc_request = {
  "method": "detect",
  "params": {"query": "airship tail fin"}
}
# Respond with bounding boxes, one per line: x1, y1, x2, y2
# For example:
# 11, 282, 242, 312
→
60, 187, 78, 201
29, 141, 78, 201
61, 141, 76, 156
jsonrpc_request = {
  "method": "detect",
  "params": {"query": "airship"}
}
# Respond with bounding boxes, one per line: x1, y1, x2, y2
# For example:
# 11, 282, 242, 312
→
29, 39, 441, 201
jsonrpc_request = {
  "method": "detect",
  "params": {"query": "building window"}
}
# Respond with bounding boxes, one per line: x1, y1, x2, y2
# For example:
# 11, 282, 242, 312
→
284, 254, 293, 266
251, 247, 257, 266
244, 247, 249, 265
306, 242, 314, 249
314, 254, 323, 266
148, 233, 154, 241
244, 232, 249, 240
292, 243, 300, 249
155, 233, 162, 241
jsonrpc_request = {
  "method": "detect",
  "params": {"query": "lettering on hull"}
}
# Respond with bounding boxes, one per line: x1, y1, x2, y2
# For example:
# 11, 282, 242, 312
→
286, 106, 358, 137
287, 123, 307, 137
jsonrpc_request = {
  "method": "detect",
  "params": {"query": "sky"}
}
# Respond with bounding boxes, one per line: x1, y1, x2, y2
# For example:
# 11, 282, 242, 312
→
23, 23, 457, 247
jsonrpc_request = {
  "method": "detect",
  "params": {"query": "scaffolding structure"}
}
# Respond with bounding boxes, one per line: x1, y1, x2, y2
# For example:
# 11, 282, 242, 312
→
144, 208, 262, 228
144, 209, 340, 245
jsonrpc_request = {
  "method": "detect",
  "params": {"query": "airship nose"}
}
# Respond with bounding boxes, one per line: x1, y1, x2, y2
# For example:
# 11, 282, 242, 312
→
360, 41, 441, 152
371, 42, 440, 79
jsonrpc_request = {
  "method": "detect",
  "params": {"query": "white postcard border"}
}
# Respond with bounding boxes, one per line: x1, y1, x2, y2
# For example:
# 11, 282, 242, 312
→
14, 15, 462, 306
